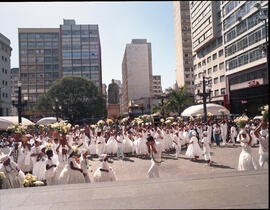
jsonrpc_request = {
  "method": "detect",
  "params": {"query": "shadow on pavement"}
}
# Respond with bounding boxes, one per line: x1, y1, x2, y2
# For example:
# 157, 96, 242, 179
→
123, 157, 135, 162
210, 162, 234, 169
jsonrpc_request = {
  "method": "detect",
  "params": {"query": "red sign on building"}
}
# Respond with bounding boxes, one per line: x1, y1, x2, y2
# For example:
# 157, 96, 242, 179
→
248, 80, 260, 87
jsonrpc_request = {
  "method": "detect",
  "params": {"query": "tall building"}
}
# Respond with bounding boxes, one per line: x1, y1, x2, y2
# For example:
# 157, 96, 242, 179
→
152, 75, 163, 97
173, 1, 194, 94
18, 19, 102, 111
60, 19, 102, 89
122, 39, 153, 114
113, 79, 124, 114
18, 28, 61, 111
222, 1, 268, 115
190, 1, 226, 105
0, 33, 12, 116
102, 83, 107, 97
10, 67, 20, 115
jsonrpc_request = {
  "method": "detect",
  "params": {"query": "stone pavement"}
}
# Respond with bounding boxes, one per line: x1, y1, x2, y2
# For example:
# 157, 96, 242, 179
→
0, 169, 268, 209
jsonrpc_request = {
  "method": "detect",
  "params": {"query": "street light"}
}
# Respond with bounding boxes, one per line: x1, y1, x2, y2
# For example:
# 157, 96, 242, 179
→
254, 3, 269, 74
12, 81, 28, 124
197, 73, 211, 122
52, 98, 62, 122
159, 93, 167, 119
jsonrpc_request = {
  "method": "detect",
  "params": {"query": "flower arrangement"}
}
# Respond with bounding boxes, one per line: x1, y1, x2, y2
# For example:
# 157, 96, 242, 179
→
177, 117, 183, 122
196, 114, 202, 120
172, 122, 178, 126
219, 109, 226, 116
7, 123, 27, 135
160, 118, 165, 123
59, 121, 72, 135
46, 143, 52, 150
234, 116, 249, 128
121, 118, 129, 125
0, 172, 6, 189
80, 129, 85, 133
166, 117, 174, 122
106, 119, 114, 127
97, 120, 105, 129
165, 120, 172, 125
131, 119, 138, 126
207, 112, 213, 119
261, 105, 269, 122
23, 173, 44, 187
189, 116, 194, 121
90, 124, 97, 131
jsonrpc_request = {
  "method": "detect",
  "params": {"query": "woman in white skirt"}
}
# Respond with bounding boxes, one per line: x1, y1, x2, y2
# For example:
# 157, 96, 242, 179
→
45, 149, 57, 185
201, 131, 212, 165
186, 131, 203, 161
237, 129, 258, 171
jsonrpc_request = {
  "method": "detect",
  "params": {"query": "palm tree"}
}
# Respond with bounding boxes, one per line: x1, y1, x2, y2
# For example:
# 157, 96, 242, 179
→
166, 85, 194, 115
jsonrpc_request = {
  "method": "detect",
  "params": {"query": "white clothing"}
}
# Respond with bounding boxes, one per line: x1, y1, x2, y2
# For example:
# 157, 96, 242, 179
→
93, 161, 117, 182
185, 136, 203, 158
148, 142, 162, 178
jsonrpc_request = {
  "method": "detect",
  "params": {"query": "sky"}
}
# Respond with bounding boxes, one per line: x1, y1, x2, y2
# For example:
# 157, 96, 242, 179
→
0, 1, 176, 90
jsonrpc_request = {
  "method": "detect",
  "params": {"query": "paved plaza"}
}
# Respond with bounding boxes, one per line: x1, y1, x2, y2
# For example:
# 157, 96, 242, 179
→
0, 143, 268, 209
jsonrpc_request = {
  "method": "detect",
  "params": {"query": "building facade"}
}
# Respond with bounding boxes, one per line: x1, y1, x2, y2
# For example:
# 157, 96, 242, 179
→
60, 19, 102, 89
10, 67, 20, 116
190, 1, 226, 105
173, 1, 194, 94
122, 39, 153, 114
152, 75, 163, 97
0, 33, 12, 116
222, 1, 268, 116
18, 28, 61, 111
18, 19, 102, 111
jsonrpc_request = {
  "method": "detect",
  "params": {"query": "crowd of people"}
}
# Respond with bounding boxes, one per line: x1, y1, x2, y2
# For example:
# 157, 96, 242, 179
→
0, 115, 268, 190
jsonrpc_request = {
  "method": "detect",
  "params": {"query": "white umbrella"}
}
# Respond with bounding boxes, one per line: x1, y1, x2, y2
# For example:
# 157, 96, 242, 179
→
36, 117, 61, 125
0, 118, 14, 131
0, 116, 33, 127
181, 103, 230, 117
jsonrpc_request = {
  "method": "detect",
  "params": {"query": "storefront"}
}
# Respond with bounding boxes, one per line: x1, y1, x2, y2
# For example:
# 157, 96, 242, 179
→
228, 64, 269, 117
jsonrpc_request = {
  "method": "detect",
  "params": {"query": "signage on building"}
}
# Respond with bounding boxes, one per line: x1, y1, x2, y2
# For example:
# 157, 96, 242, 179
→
241, 100, 248, 104
230, 78, 263, 91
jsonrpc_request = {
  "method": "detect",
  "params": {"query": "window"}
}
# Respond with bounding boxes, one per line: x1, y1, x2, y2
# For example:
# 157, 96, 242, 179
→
185, 60, 189, 64
213, 65, 218, 72
208, 68, 212, 74
207, 56, 211, 63
185, 53, 189, 57
214, 89, 219, 96
202, 59, 206, 66
214, 77, 218, 84
198, 62, 201, 68
218, 49, 224, 57
213, 53, 217, 60
185, 74, 190, 78
221, 88, 226, 95
219, 62, 224, 70
185, 68, 190, 71
220, 75, 225, 82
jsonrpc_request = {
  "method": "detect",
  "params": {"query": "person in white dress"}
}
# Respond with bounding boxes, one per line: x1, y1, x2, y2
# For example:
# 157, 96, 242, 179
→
254, 121, 268, 168
45, 149, 57, 185
115, 132, 125, 159
185, 131, 203, 161
146, 135, 162, 178
80, 153, 91, 183
0, 156, 24, 189
172, 132, 181, 159
93, 154, 117, 182
237, 129, 258, 171
201, 131, 211, 165
17, 136, 33, 174
96, 132, 106, 158
230, 123, 237, 146
220, 120, 228, 145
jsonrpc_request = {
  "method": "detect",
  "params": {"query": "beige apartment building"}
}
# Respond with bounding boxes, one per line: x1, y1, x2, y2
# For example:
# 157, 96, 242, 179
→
190, 1, 226, 106
152, 75, 163, 97
122, 39, 153, 114
173, 1, 194, 94
222, 1, 268, 116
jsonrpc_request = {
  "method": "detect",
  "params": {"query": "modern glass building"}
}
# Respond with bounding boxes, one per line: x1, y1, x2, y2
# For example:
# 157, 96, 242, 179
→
60, 19, 102, 89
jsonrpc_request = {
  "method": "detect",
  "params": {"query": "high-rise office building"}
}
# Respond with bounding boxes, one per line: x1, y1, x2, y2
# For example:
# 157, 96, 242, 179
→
152, 75, 163, 97
18, 19, 102, 111
60, 19, 102, 89
122, 39, 153, 114
222, 1, 268, 115
173, 1, 194, 94
190, 1, 226, 105
0, 33, 12, 116
18, 28, 61, 111
10, 67, 19, 115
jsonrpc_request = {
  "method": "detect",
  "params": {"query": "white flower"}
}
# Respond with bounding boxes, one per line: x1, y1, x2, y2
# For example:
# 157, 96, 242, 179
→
0, 172, 6, 179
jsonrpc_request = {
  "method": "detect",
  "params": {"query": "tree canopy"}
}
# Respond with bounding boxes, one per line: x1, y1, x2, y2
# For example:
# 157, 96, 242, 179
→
37, 76, 106, 124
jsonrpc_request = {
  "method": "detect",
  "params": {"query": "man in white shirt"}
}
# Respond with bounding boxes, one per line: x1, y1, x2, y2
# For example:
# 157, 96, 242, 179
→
172, 132, 181, 159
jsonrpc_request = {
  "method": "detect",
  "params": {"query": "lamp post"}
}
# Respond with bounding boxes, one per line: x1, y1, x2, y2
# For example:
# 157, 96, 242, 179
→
254, 3, 269, 73
159, 93, 167, 119
12, 81, 28, 124
197, 74, 211, 123
52, 98, 62, 122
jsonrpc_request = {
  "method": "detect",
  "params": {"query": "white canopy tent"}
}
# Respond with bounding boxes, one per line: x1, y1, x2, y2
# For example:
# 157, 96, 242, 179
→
36, 117, 61, 125
0, 116, 34, 131
181, 103, 230, 117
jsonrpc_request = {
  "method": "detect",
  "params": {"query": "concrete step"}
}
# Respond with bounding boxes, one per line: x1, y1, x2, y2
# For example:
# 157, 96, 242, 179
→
0, 169, 268, 209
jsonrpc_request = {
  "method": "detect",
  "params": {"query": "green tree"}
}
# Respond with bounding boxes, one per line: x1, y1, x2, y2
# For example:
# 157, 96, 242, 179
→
37, 76, 106, 123
166, 85, 194, 115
